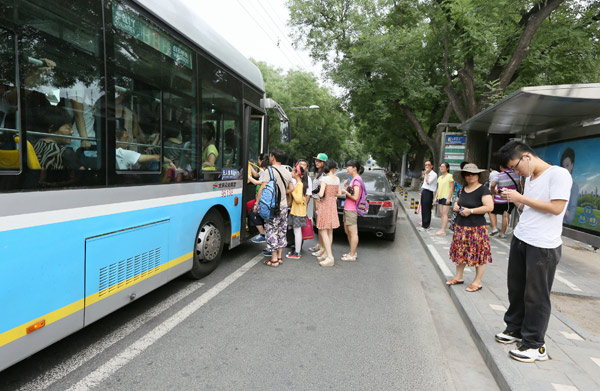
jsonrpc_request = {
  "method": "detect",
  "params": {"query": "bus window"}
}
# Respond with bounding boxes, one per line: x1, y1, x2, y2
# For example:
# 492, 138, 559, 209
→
110, 1, 197, 184
248, 116, 263, 165
0, 0, 106, 189
0, 28, 18, 174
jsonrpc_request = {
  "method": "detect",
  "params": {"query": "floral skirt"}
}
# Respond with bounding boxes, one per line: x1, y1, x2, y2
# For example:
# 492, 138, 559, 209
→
449, 225, 492, 266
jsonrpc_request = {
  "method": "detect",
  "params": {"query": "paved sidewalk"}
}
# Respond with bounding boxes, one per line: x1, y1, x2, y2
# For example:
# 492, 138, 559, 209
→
397, 189, 600, 391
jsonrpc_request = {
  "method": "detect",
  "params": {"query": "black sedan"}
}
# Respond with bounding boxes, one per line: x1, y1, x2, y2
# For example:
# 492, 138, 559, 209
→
335, 169, 398, 241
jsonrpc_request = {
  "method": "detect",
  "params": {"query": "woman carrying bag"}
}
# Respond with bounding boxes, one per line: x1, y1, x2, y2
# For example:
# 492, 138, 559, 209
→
446, 164, 494, 292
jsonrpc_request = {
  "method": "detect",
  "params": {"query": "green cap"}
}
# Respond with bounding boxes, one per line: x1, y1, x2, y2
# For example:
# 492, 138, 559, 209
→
314, 153, 328, 161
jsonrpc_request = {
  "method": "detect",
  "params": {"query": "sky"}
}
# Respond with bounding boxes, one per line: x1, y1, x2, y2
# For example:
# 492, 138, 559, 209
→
180, 0, 323, 77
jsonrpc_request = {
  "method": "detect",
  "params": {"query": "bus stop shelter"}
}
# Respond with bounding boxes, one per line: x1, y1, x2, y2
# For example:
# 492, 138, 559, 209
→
458, 83, 600, 248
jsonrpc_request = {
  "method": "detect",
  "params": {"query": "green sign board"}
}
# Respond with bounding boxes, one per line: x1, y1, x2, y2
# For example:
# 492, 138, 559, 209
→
112, 3, 193, 69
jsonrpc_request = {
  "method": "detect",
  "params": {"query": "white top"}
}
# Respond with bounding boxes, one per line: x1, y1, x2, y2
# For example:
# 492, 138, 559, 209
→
321, 174, 340, 186
514, 166, 572, 249
421, 171, 438, 192
489, 170, 499, 189
116, 148, 141, 170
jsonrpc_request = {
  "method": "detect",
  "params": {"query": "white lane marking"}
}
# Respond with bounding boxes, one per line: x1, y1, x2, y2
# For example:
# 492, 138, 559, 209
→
67, 254, 262, 391
497, 251, 507, 255
490, 304, 506, 312
427, 244, 453, 277
464, 267, 473, 273
443, 247, 450, 250
492, 239, 511, 249
18, 282, 205, 391
552, 383, 579, 391
555, 275, 583, 292
591, 357, 600, 368
560, 331, 584, 341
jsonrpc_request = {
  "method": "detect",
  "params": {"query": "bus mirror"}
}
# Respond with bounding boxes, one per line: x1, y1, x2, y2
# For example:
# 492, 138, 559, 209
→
280, 120, 290, 143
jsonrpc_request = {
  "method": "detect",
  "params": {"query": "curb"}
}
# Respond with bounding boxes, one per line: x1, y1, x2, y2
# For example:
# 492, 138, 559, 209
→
397, 192, 529, 391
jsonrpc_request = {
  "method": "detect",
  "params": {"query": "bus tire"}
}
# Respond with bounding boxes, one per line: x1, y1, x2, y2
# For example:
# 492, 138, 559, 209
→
187, 210, 225, 279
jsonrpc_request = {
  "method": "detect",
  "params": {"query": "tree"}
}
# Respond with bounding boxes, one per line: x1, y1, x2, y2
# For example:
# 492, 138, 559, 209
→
252, 60, 362, 164
287, 0, 600, 166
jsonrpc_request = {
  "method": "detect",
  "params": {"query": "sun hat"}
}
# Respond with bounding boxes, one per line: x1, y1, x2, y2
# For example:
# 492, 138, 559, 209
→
452, 163, 490, 186
314, 152, 328, 162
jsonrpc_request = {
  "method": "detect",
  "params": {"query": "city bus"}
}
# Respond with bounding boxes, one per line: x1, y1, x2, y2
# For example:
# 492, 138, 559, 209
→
0, 0, 273, 371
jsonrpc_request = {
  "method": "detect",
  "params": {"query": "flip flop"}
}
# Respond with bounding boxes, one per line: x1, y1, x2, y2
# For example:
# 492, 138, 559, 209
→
445, 278, 464, 285
466, 284, 482, 292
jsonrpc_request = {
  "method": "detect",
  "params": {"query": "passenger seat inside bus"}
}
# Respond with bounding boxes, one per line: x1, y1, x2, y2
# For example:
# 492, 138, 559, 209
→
0, 136, 41, 170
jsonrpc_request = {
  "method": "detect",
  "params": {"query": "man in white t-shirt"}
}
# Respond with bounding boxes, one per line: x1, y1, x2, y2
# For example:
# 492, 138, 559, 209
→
115, 127, 174, 170
418, 160, 437, 231
494, 141, 571, 363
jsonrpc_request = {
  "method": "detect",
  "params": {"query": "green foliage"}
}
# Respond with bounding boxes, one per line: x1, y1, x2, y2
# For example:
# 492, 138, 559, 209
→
251, 60, 357, 164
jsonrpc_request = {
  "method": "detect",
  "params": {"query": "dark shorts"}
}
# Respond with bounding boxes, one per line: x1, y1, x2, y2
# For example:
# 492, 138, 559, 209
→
438, 198, 450, 206
493, 203, 509, 215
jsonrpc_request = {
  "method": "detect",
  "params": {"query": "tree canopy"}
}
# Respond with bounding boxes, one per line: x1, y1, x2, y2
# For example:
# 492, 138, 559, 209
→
287, 0, 600, 168
252, 60, 367, 164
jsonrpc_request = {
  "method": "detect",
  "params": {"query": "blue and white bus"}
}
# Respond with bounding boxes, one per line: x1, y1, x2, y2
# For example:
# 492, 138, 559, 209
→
0, 0, 273, 371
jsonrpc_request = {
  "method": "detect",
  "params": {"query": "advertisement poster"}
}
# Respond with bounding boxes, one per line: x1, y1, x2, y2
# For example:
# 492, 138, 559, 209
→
535, 137, 600, 235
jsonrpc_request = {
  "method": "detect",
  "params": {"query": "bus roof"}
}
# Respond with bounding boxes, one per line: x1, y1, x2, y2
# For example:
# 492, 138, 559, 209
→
134, 0, 265, 93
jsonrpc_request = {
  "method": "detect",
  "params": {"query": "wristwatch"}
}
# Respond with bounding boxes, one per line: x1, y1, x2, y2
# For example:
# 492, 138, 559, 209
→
470, 209, 474, 215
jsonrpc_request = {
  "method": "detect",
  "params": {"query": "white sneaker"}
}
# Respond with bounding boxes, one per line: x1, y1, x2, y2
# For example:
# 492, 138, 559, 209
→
309, 244, 321, 252
490, 228, 499, 236
499, 233, 507, 239
509, 343, 548, 363
417, 227, 427, 232
495, 330, 522, 344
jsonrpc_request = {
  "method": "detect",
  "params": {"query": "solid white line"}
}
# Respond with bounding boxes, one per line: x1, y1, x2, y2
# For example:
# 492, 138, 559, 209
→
18, 282, 205, 391
427, 244, 453, 277
67, 254, 262, 391
489, 304, 506, 312
555, 275, 583, 292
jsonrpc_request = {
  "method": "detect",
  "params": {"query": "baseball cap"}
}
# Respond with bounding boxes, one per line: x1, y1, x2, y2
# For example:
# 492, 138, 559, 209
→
314, 153, 328, 161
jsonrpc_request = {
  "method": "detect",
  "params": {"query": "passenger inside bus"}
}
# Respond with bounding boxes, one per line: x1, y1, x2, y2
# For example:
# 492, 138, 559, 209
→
201, 122, 218, 171
115, 127, 175, 171
223, 128, 236, 167
163, 120, 183, 167
115, 92, 143, 150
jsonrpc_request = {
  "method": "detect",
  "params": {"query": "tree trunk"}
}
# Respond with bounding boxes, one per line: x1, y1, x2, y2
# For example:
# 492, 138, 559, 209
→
397, 102, 441, 167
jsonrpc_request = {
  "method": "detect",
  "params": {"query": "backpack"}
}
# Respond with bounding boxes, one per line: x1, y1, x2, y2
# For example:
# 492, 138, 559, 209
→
258, 167, 286, 221
352, 177, 369, 217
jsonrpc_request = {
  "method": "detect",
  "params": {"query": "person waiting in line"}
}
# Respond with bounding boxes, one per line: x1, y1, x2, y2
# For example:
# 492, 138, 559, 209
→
163, 120, 184, 181
488, 163, 500, 235
255, 148, 293, 267
490, 163, 521, 238
418, 160, 437, 232
201, 122, 218, 170
315, 159, 341, 267
309, 153, 328, 256
339, 159, 364, 261
248, 153, 270, 244
452, 161, 469, 200
115, 127, 175, 171
286, 163, 309, 259
434, 162, 454, 236
446, 163, 493, 292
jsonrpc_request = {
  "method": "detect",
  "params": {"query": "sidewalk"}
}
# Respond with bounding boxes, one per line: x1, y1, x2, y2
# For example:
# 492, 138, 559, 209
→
397, 189, 600, 391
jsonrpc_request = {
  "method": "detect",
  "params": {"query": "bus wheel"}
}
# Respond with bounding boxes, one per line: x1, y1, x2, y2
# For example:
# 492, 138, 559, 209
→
188, 210, 225, 279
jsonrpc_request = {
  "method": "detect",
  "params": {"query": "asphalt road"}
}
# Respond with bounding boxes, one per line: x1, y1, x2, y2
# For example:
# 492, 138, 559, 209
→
1, 217, 499, 391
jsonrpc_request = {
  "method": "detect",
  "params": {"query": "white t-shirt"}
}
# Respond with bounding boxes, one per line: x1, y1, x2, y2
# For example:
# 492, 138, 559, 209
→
116, 148, 141, 170
291, 175, 313, 196
489, 170, 498, 189
514, 166, 572, 249
421, 171, 437, 192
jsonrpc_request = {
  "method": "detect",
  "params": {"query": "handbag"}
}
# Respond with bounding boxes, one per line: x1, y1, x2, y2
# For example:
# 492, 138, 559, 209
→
302, 217, 314, 240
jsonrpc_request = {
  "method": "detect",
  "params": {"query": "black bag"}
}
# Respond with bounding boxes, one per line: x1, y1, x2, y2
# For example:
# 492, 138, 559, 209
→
448, 188, 463, 232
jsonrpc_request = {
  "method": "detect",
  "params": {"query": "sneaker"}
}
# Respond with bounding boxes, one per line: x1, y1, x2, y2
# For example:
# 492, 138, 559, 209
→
499, 233, 507, 239
417, 227, 427, 232
309, 244, 321, 252
251, 234, 266, 243
312, 250, 325, 257
286, 251, 301, 259
495, 330, 522, 344
509, 343, 548, 363
490, 228, 499, 236
263, 250, 272, 257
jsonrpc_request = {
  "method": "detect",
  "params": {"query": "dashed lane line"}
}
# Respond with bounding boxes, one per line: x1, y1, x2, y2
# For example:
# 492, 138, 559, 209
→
66, 254, 263, 391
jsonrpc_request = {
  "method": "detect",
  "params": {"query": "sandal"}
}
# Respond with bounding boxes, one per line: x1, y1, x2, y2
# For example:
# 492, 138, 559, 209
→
264, 259, 280, 267
466, 284, 482, 292
445, 278, 464, 285
341, 254, 357, 262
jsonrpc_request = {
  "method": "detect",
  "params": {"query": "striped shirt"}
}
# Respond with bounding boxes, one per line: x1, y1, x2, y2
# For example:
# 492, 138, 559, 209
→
33, 139, 64, 169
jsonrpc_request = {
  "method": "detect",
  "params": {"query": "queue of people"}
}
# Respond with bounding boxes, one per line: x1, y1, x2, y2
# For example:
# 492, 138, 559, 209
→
250, 151, 365, 268
415, 139, 572, 364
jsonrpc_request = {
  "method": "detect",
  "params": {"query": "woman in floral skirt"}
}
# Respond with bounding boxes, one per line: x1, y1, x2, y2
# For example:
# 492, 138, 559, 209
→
316, 159, 341, 267
446, 163, 494, 292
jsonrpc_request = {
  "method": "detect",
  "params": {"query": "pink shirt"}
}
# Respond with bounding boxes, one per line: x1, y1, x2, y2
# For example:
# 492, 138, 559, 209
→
344, 178, 362, 211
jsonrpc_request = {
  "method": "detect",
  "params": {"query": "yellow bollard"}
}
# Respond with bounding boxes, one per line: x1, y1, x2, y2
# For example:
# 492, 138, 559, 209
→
404, 193, 408, 201
414, 201, 419, 214
410, 198, 415, 209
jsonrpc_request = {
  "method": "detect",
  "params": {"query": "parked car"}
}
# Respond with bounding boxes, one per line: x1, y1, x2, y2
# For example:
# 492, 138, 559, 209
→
334, 169, 398, 241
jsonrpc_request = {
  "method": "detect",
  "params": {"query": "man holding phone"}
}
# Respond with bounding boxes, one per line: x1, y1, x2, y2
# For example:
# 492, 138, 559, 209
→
418, 160, 437, 232
495, 141, 571, 363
